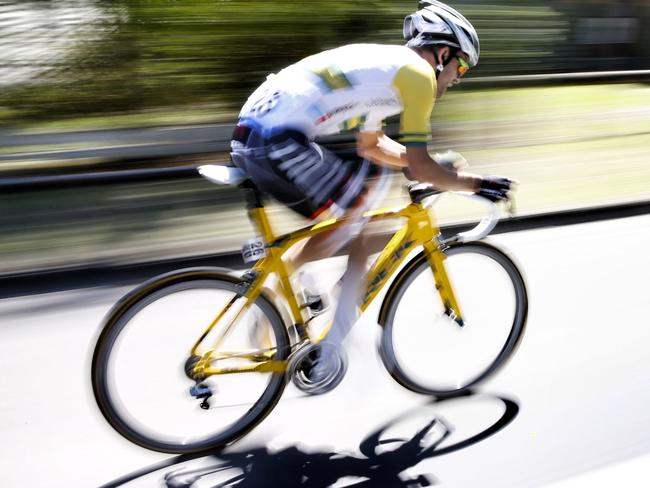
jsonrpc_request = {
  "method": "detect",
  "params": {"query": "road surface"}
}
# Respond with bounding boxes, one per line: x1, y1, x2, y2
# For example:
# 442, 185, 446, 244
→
1, 215, 649, 487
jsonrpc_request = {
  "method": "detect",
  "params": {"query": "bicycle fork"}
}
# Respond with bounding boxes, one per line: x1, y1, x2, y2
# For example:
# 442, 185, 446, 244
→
423, 240, 465, 327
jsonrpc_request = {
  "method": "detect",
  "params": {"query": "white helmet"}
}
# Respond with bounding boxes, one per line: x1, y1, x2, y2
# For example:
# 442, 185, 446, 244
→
404, 0, 480, 67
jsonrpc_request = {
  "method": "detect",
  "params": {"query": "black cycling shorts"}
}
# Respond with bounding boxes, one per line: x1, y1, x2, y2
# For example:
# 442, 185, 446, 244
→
230, 125, 371, 219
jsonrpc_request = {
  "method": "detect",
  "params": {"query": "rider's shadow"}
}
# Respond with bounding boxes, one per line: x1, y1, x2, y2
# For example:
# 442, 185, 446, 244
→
105, 392, 519, 488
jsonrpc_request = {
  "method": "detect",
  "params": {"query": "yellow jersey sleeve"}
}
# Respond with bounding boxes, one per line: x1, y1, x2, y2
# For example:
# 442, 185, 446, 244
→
392, 62, 436, 146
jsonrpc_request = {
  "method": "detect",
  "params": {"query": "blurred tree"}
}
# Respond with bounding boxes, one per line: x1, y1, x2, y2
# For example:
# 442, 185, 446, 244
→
0, 1, 139, 120
0, 0, 408, 122
0, 0, 647, 126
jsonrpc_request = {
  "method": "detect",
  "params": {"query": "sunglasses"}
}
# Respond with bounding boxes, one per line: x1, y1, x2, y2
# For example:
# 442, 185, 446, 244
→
456, 56, 470, 77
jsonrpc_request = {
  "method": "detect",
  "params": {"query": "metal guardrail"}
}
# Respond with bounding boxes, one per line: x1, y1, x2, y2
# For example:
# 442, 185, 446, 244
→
0, 138, 360, 191
0, 164, 202, 191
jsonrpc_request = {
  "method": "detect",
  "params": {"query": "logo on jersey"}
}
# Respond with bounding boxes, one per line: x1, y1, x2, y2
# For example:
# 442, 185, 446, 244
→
365, 97, 399, 108
314, 102, 358, 125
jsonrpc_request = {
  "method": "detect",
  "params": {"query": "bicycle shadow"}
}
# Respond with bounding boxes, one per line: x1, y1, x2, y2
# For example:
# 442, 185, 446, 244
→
102, 391, 519, 488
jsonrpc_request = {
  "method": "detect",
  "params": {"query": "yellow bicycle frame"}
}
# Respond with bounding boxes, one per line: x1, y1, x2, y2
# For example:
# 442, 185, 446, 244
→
191, 196, 464, 378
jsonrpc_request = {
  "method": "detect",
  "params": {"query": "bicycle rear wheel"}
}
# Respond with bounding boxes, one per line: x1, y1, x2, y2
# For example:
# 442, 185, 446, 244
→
92, 268, 290, 453
379, 241, 527, 397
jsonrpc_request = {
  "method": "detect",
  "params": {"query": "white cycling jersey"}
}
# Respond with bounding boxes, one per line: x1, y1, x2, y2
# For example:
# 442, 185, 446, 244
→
238, 44, 437, 146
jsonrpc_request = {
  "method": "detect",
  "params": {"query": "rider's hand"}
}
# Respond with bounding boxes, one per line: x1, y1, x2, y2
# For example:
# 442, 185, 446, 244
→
476, 175, 514, 202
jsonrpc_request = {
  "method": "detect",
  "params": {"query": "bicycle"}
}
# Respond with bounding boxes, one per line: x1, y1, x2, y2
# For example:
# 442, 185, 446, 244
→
91, 162, 528, 454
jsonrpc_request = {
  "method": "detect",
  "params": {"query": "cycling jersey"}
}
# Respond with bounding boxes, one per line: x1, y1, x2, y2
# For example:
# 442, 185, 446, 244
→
238, 44, 437, 146
232, 44, 437, 219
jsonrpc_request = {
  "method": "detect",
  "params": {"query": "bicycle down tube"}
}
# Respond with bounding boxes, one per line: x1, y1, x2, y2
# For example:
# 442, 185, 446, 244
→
360, 203, 464, 322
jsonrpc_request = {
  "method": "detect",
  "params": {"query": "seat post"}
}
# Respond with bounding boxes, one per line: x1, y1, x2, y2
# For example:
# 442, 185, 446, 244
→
241, 180, 276, 244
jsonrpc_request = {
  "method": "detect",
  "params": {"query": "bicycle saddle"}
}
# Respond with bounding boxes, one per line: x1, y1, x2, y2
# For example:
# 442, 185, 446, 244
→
198, 164, 248, 186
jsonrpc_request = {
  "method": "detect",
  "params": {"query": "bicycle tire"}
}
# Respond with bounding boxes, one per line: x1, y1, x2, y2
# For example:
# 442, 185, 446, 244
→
91, 267, 290, 454
379, 241, 528, 397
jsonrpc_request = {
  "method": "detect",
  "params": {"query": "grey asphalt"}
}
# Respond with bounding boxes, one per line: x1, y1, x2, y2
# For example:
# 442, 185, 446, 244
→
1, 215, 649, 487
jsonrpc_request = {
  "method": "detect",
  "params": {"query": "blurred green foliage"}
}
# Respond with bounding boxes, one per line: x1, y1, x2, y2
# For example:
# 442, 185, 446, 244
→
0, 0, 649, 125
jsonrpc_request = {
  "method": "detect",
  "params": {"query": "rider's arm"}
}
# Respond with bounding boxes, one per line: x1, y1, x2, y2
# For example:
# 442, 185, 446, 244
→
358, 59, 481, 192
406, 145, 481, 192
356, 130, 406, 169
357, 132, 480, 192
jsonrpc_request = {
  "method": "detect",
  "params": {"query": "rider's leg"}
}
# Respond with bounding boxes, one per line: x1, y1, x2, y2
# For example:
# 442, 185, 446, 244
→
286, 227, 348, 272
303, 173, 391, 381
287, 186, 372, 271
306, 230, 371, 382
291, 164, 390, 320
325, 231, 390, 343
324, 231, 370, 344
282, 189, 372, 311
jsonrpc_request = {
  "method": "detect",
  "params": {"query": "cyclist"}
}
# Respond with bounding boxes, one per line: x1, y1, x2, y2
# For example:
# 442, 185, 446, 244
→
230, 0, 512, 391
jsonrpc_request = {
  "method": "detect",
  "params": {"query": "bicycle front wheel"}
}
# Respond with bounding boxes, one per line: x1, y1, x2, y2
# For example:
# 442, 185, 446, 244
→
379, 241, 527, 397
92, 268, 290, 453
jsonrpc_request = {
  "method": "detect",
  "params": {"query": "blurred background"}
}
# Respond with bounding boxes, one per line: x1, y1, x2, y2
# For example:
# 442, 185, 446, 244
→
1, 0, 649, 275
